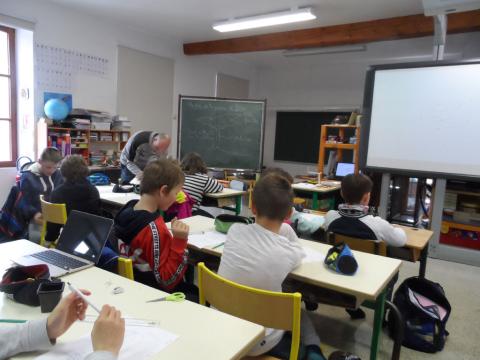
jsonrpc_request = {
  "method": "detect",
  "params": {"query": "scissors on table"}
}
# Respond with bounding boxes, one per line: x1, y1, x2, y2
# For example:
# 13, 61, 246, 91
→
146, 292, 185, 303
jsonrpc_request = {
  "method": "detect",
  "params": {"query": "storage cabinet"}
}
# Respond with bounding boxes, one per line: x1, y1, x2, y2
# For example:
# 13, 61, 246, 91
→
47, 126, 130, 166
441, 181, 480, 250
317, 124, 360, 178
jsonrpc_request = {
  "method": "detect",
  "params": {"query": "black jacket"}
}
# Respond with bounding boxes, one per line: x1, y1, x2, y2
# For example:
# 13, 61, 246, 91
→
19, 162, 63, 221
114, 199, 159, 245
45, 180, 100, 243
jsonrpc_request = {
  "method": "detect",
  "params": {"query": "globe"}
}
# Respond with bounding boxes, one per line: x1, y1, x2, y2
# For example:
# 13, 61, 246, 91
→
44, 98, 69, 121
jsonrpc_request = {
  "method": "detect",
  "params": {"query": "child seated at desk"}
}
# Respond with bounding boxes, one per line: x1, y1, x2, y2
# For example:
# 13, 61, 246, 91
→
45, 155, 101, 246
180, 152, 223, 217
114, 159, 196, 298
262, 167, 324, 239
323, 173, 406, 319
19, 147, 63, 241
323, 173, 406, 247
218, 173, 326, 360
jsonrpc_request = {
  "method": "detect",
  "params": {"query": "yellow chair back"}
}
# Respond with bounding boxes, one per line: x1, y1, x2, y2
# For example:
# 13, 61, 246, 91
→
328, 232, 387, 256
197, 262, 301, 360
117, 257, 134, 280
39, 195, 67, 247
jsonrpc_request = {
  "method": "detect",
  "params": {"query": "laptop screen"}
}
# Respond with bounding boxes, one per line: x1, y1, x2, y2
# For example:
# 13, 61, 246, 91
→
335, 163, 355, 178
56, 210, 113, 264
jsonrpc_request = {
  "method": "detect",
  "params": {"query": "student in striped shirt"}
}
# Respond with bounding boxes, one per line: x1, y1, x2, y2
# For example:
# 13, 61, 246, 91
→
180, 152, 223, 216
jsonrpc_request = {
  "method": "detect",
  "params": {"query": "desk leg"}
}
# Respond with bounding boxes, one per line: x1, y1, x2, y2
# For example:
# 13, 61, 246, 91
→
235, 195, 242, 215
312, 193, 319, 210
370, 290, 386, 360
419, 246, 428, 278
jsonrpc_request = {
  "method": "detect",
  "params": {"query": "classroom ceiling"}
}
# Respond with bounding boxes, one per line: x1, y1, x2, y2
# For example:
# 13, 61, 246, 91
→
47, 0, 424, 43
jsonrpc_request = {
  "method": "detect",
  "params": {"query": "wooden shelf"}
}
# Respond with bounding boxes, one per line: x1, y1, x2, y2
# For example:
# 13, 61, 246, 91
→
324, 143, 355, 149
90, 129, 131, 133
47, 126, 130, 165
446, 189, 480, 197
318, 124, 360, 177
323, 124, 358, 128
442, 220, 480, 232
48, 126, 88, 131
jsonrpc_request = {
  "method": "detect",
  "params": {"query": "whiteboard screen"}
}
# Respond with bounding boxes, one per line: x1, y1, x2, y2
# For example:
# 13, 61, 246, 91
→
364, 62, 480, 179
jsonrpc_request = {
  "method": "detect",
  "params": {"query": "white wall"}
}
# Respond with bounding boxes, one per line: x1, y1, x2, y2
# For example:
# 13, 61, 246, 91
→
117, 46, 174, 134
256, 32, 480, 175
0, 0, 257, 197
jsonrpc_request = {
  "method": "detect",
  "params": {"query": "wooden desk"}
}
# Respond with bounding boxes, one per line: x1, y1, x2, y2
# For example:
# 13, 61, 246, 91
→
295, 211, 433, 278
0, 240, 264, 360
205, 188, 246, 215
396, 225, 433, 278
98, 185, 245, 216
292, 182, 340, 210
174, 216, 401, 360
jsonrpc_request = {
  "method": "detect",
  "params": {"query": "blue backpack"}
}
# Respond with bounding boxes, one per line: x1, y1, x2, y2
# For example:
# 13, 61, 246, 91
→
388, 277, 451, 353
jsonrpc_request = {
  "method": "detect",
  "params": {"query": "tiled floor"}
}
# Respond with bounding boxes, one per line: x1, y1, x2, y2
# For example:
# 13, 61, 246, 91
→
310, 257, 480, 360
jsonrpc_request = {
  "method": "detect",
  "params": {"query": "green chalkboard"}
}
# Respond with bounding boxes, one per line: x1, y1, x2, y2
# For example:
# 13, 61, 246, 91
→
178, 96, 265, 170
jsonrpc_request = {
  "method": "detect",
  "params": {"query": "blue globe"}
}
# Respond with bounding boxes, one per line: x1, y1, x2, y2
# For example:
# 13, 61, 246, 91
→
44, 99, 69, 121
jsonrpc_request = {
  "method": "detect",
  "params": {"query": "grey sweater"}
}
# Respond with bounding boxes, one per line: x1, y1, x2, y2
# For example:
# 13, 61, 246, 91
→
0, 319, 116, 360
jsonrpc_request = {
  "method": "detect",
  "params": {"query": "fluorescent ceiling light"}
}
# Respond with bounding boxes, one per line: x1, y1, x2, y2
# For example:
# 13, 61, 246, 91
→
213, 7, 316, 33
283, 44, 367, 57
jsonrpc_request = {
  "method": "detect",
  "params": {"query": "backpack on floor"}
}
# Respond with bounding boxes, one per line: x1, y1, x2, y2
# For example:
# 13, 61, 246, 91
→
388, 276, 451, 353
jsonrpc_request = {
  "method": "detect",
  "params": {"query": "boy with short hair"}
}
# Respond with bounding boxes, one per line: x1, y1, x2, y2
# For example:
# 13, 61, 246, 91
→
46, 155, 101, 244
114, 159, 192, 294
262, 167, 324, 238
324, 173, 406, 320
323, 173, 407, 247
19, 147, 63, 229
218, 173, 326, 360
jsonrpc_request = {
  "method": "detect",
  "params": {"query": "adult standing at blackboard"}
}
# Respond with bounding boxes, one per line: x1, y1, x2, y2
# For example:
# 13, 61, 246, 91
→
119, 131, 171, 183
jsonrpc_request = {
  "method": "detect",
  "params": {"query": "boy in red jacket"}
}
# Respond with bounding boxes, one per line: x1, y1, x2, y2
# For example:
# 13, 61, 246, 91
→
114, 159, 192, 294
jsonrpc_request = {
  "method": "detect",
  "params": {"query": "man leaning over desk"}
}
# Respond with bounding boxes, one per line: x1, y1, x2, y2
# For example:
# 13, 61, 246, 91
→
119, 131, 171, 184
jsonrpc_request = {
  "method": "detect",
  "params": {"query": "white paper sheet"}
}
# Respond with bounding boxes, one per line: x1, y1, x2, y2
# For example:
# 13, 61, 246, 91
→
302, 247, 325, 264
188, 231, 226, 249
35, 322, 178, 360
296, 182, 317, 189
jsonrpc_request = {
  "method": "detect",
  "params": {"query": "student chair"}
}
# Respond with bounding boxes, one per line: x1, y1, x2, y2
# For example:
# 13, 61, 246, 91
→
197, 262, 302, 360
327, 232, 403, 360
117, 257, 134, 280
39, 195, 67, 247
327, 232, 387, 256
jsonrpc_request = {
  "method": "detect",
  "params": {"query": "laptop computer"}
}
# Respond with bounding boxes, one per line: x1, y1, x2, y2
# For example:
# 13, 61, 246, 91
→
14, 210, 113, 277
334, 162, 355, 179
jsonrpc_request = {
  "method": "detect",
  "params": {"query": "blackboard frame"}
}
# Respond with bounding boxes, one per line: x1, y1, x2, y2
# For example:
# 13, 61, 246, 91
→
177, 95, 267, 171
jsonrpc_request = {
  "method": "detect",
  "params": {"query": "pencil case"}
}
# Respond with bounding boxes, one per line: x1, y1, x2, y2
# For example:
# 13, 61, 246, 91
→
324, 243, 358, 275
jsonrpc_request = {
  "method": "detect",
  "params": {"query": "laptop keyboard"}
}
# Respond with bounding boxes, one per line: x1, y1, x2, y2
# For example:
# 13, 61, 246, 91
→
31, 251, 88, 270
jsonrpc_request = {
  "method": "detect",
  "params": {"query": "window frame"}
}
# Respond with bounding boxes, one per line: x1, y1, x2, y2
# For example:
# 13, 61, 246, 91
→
0, 25, 17, 168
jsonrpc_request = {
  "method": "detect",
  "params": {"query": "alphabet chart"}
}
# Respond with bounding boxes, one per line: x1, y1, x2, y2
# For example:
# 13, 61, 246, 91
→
35, 43, 109, 91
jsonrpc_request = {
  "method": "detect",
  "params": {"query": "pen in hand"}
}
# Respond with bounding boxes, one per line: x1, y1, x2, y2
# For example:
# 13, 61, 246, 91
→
67, 282, 101, 314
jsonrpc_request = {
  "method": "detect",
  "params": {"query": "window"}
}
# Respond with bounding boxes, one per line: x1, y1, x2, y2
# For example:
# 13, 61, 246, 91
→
0, 25, 17, 167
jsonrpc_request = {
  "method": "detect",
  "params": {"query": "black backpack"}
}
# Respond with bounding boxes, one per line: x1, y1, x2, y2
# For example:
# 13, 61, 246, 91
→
388, 277, 451, 353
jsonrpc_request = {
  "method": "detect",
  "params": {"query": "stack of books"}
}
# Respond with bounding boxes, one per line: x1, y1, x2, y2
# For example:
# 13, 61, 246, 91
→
69, 108, 112, 130
91, 114, 112, 130
112, 115, 131, 130
71, 118, 91, 130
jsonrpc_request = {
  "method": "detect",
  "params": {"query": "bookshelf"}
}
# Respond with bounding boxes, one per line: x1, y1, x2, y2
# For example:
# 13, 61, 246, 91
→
318, 124, 360, 179
47, 127, 130, 166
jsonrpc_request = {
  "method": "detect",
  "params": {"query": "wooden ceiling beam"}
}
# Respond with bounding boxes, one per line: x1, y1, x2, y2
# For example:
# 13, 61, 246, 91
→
183, 10, 480, 55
